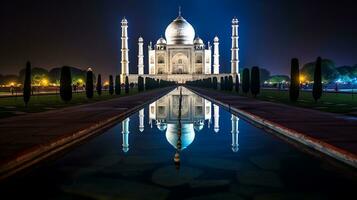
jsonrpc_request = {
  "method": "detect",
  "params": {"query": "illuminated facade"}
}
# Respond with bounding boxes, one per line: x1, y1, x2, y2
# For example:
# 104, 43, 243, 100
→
120, 10, 240, 83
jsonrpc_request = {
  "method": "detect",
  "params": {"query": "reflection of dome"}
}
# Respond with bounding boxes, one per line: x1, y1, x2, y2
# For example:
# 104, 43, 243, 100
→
156, 37, 167, 45
157, 121, 167, 131
166, 123, 195, 150
193, 121, 204, 132
214, 127, 219, 133
165, 15, 195, 45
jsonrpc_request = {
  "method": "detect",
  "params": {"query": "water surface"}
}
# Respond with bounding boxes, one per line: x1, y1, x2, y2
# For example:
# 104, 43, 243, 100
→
1, 87, 356, 199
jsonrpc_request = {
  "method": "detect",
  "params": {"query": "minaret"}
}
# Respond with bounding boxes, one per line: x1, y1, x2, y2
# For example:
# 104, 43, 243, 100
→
213, 104, 220, 133
231, 114, 239, 152
231, 17, 239, 74
138, 37, 144, 75
139, 109, 144, 132
213, 36, 220, 74
121, 17, 129, 83
122, 117, 130, 152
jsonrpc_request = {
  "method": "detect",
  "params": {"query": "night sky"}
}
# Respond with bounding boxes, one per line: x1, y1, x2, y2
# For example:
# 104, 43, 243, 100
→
1, 0, 356, 78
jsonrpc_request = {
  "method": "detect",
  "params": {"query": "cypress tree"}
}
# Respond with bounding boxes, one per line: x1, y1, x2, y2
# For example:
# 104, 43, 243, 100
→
213, 77, 218, 89
313, 57, 323, 102
23, 61, 32, 107
109, 75, 114, 95
242, 68, 250, 94
289, 58, 300, 101
96, 74, 102, 96
251, 66, 260, 97
115, 75, 121, 95
60, 66, 72, 102
224, 76, 229, 91
235, 74, 239, 93
125, 76, 129, 94
138, 76, 144, 91
220, 77, 224, 90
228, 76, 233, 91
86, 69, 94, 99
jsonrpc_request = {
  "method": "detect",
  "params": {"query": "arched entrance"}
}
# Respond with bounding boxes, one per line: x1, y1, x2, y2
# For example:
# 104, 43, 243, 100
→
171, 53, 189, 74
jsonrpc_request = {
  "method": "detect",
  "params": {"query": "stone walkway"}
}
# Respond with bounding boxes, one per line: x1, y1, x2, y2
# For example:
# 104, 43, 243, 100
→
0, 87, 174, 179
189, 87, 357, 167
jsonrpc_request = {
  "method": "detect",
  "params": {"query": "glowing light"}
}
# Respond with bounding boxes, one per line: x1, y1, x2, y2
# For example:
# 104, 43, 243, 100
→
9, 82, 15, 87
299, 75, 306, 83
41, 79, 49, 86
104, 81, 109, 86
77, 79, 83, 85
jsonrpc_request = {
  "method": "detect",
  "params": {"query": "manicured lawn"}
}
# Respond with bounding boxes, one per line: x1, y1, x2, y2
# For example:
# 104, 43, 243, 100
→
221, 89, 357, 116
0, 89, 138, 119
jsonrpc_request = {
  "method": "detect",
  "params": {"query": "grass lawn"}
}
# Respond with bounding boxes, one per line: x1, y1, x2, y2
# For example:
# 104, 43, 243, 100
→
221, 89, 357, 116
0, 89, 138, 119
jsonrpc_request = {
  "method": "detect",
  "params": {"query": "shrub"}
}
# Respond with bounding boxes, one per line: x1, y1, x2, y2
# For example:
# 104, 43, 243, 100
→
313, 57, 322, 102
251, 66, 260, 97
23, 61, 32, 106
289, 58, 300, 101
96, 74, 102, 96
125, 76, 129, 94
109, 75, 114, 95
235, 74, 239, 93
86, 69, 94, 98
60, 66, 72, 102
242, 68, 250, 94
115, 75, 121, 95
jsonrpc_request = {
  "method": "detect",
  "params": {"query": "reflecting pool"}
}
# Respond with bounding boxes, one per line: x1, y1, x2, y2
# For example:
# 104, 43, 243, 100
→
1, 87, 356, 199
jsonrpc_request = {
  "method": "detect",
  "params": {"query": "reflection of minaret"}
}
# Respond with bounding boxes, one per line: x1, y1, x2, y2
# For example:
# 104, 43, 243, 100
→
231, 114, 239, 152
122, 118, 130, 153
213, 104, 220, 133
139, 109, 144, 132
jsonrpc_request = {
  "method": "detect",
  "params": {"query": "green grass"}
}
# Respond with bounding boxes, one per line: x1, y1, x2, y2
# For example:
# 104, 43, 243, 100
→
217, 88, 357, 116
0, 89, 138, 119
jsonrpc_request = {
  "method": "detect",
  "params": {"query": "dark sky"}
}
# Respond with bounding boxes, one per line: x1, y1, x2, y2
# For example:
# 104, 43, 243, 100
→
1, 0, 356, 78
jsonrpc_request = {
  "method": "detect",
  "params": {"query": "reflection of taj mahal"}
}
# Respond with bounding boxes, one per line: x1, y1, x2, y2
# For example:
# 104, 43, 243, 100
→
121, 87, 240, 153
120, 9, 240, 83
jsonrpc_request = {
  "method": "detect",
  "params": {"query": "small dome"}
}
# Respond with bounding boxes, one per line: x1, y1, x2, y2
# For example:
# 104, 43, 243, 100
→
165, 15, 195, 45
193, 121, 204, 131
232, 17, 239, 25
156, 37, 167, 45
121, 17, 128, 24
232, 144, 239, 152
157, 122, 167, 131
138, 37, 143, 42
166, 123, 195, 150
213, 36, 219, 42
139, 126, 144, 132
194, 37, 204, 45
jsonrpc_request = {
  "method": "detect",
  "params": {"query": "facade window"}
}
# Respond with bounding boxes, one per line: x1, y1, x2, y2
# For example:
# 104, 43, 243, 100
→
158, 56, 165, 64
178, 59, 183, 64
196, 55, 202, 63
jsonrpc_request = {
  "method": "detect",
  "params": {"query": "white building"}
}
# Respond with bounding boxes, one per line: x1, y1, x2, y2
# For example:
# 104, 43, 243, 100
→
121, 10, 240, 83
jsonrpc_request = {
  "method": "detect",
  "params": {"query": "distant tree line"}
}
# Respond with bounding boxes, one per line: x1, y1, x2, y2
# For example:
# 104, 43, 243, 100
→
18, 62, 176, 106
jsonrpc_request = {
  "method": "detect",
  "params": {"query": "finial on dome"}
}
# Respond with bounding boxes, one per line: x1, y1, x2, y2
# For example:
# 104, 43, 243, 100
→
178, 6, 181, 16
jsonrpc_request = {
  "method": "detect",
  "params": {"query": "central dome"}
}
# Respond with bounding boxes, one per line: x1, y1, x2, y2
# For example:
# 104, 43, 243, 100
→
165, 15, 195, 45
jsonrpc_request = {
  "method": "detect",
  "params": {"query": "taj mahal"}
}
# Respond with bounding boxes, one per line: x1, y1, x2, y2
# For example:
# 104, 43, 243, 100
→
120, 9, 240, 83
